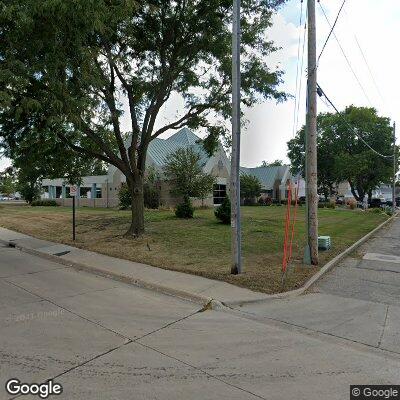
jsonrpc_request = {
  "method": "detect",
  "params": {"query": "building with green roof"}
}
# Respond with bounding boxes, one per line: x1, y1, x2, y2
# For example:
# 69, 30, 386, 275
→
42, 127, 300, 207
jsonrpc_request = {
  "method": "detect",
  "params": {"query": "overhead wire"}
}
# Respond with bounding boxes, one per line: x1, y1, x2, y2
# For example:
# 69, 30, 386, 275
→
343, 9, 386, 108
318, 1, 373, 107
317, 83, 393, 159
317, 0, 346, 64
292, 0, 304, 137
293, 3, 307, 137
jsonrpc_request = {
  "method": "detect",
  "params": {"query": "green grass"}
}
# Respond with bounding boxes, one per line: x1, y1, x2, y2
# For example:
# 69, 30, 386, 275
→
0, 204, 388, 294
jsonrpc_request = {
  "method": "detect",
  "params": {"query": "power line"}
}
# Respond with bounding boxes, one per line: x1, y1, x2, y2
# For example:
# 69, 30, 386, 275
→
292, 0, 305, 137
317, 0, 346, 64
294, 5, 307, 136
343, 9, 386, 107
318, 1, 373, 107
317, 83, 393, 159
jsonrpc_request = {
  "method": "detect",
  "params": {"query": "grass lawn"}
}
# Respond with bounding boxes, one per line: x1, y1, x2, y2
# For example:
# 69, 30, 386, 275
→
0, 204, 388, 294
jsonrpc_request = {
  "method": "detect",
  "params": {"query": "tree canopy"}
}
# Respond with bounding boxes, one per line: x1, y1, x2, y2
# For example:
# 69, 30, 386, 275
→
287, 106, 395, 201
163, 147, 215, 202
0, 0, 287, 235
240, 173, 262, 202
260, 159, 283, 167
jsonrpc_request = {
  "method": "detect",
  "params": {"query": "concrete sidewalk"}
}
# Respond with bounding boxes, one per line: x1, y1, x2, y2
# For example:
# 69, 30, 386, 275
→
0, 227, 271, 307
232, 215, 400, 354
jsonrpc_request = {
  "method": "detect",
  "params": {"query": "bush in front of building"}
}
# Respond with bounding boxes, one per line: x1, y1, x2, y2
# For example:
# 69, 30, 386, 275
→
119, 182, 161, 210
215, 196, 231, 224
257, 197, 265, 206
240, 174, 262, 206
31, 200, 58, 207
118, 183, 131, 210
175, 196, 194, 218
144, 184, 160, 209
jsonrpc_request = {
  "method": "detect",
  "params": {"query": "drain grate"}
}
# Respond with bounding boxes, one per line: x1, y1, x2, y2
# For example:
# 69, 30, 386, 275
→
53, 250, 70, 257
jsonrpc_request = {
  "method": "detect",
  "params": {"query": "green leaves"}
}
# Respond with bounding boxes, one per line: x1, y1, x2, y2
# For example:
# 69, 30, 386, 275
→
163, 147, 215, 200
287, 106, 394, 200
240, 174, 262, 200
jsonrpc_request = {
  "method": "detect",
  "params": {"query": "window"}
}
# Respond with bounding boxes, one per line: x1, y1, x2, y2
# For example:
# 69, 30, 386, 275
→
213, 184, 227, 205
96, 188, 102, 198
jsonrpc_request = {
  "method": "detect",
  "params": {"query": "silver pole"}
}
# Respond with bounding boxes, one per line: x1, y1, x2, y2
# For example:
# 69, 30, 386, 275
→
230, 0, 242, 274
304, 0, 319, 265
393, 122, 396, 214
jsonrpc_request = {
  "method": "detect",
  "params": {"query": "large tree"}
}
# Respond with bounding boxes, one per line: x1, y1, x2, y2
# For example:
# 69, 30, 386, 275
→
0, 0, 287, 236
288, 106, 394, 201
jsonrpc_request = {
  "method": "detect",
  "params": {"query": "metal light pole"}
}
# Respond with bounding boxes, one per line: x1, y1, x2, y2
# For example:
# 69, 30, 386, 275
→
230, 0, 242, 274
304, 0, 319, 265
393, 122, 396, 214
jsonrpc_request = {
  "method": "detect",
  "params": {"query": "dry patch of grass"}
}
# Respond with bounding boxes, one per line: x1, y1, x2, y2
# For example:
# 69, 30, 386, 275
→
0, 205, 387, 294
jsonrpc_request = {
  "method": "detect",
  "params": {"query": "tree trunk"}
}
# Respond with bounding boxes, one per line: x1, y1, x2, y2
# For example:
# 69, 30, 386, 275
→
125, 173, 145, 237
349, 181, 363, 202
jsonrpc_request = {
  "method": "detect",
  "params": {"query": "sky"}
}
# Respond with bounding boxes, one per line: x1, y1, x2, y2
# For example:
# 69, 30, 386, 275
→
1, 0, 399, 170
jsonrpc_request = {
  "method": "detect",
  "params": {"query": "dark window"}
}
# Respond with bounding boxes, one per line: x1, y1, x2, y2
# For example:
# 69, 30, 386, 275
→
96, 188, 102, 198
213, 184, 227, 205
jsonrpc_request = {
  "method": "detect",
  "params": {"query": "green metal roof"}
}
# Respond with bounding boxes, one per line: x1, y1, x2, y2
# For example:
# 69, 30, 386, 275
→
239, 166, 282, 189
147, 128, 208, 167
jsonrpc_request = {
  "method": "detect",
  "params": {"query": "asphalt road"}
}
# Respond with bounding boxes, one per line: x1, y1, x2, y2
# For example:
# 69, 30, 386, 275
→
1, 241, 400, 400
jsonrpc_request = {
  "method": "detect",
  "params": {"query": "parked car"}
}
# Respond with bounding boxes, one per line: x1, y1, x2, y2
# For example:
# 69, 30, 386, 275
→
369, 198, 382, 208
335, 196, 344, 205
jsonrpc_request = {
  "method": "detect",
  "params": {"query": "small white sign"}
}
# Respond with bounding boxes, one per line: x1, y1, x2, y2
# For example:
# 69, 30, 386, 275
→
70, 185, 78, 197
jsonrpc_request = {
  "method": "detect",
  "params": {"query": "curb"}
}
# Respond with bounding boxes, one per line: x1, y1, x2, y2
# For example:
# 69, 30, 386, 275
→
2, 239, 225, 309
224, 212, 397, 307
1, 213, 396, 310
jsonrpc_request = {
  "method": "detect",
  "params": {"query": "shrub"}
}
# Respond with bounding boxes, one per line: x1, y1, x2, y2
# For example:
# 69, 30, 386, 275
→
257, 197, 265, 206
215, 196, 231, 224
243, 197, 255, 206
144, 184, 160, 209
265, 197, 272, 206
368, 207, 383, 214
348, 199, 357, 210
175, 197, 194, 218
31, 199, 58, 207
118, 183, 131, 209
318, 203, 326, 208
119, 182, 161, 210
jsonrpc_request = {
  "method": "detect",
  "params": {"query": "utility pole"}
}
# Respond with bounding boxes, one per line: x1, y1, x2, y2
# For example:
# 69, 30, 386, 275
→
304, 0, 319, 265
393, 122, 396, 214
231, 0, 242, 274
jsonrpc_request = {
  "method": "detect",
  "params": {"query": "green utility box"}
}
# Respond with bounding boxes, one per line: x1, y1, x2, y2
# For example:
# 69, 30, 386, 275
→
318, 236, 331, 250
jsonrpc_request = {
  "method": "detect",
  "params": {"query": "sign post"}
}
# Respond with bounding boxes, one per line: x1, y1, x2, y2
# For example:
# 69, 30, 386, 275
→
70, 185, 78, 241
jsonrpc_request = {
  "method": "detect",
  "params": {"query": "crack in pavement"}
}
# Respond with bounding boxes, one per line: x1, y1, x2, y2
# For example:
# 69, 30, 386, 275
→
0, 264, 71, 279
222, 305, 400, 361
378, 305, 389, 348
2, 275, 265, 399
355, 265, 400, 274
133, 341, 268, 400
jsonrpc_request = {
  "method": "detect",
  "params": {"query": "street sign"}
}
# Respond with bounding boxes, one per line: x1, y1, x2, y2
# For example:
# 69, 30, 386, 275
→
70, 185, 78, 197
69, 185, 78, 241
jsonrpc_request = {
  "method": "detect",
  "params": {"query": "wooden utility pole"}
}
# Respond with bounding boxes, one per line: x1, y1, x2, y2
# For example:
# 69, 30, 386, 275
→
231, 0, 242, 274
393, 122, 396, 214
304, 0, 319, 265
